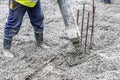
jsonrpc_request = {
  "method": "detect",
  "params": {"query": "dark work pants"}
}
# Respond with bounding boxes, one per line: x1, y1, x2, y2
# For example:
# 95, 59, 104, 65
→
3, 0, 44, 49
104, 0, 111, 3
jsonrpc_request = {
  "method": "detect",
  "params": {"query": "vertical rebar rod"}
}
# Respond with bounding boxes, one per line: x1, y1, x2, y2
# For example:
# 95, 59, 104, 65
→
90, 0, 95, 49
85, 12, 90, 53
81, 4, 85, 45
77, 9, 80, 26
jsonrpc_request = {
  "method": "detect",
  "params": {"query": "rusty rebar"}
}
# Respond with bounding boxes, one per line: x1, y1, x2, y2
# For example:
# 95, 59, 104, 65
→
84, 12, 90, 53
90, 0, 95, 49
81, 4, 85, 45
77, 9, 80, 26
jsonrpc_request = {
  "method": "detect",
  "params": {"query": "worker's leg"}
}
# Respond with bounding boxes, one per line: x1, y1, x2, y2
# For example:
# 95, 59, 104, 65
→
2, 1, 26, 57
27, 0, 49, 49
27, 0, 44, 42
27, 0, 44, 29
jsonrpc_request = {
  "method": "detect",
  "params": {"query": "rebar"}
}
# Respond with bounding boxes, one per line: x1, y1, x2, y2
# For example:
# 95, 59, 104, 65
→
84, 12, 90, 53
77, 9, 80, 26
81, 4, 85, 45
90, 0, 95, 49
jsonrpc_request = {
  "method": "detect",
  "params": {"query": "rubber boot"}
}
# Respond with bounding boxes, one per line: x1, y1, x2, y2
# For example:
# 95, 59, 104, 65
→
2, 38, 14, 58
34, 30, 50, 49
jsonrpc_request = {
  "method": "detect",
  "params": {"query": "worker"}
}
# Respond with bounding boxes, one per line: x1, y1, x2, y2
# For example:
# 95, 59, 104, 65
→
2, 0, 50, 58
104, 0, 111, 4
